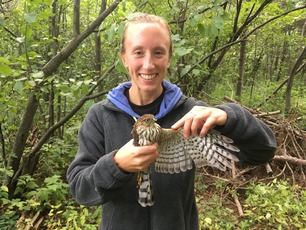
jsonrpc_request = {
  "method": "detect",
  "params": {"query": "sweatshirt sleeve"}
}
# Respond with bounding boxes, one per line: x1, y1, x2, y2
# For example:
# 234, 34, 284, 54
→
214, 103, 276, 165
66, 105, 133, 206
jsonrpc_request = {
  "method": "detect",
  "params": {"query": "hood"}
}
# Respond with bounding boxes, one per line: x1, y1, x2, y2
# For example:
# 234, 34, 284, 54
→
107, 80, 183, 119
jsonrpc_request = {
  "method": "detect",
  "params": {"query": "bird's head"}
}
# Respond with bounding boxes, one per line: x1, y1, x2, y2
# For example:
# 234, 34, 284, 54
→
132, 114, 162, 146
137, 114, 157, 128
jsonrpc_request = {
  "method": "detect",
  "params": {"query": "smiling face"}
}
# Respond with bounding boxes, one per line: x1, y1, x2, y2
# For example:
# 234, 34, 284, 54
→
121, 22, 172, 105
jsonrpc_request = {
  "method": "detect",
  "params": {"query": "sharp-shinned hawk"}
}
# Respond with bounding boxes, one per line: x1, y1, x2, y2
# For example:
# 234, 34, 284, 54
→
132, 114, 239, 207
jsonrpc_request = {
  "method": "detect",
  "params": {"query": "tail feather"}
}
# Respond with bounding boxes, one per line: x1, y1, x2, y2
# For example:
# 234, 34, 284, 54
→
137, 170, 154, 207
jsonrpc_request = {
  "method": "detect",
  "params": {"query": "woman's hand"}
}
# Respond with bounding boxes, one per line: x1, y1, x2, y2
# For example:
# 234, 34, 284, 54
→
171, 106, 228, 138
114, 140, 159, 172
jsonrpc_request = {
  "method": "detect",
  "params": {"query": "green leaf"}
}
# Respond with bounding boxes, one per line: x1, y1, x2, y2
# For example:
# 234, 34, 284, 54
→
24, 12, 38, 23
0, 65, 12, 76
107, 23, 117, 41
197, 23, 206, 35
175, 47, 192, 57
116, 59, 128, 74
32, 71, 44, 78
84, 79, 92, 85
28, 80, 36, 86
192, 69, 201, 76
0, 57, 10, 64
0, 18, 6, 26
213, 16, 225, 30
181, 65, 191, 76
14, 81, 24, 93
16, 37, 25, 43
1, 185, 9, 192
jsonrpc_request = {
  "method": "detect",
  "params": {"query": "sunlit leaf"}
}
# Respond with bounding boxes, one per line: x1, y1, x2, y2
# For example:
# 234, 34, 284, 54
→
0, 57, 10, 64
16, 37, 25, 43
28, 80, 36, 86
24, 12, 38, 23
0, 65, 12, 76
1, 185, 9, 192
32, 71, 44, 78
175, 47, 193, 57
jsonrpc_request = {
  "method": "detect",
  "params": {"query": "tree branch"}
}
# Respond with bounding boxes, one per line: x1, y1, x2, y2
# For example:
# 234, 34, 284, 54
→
0, 122, 6, 168
178, 4, 306, 81
273, 155, 306, 166
42, 0, 122, 77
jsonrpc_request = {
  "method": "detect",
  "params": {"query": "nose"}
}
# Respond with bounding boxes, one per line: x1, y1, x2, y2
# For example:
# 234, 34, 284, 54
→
143, 54, 155, 70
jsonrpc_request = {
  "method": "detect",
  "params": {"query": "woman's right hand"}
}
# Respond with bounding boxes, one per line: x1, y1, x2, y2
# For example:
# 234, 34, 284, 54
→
114, 140, 159, 172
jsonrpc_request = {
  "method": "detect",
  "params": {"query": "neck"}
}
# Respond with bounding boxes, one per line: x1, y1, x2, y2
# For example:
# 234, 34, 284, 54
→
128, 86, 163, 105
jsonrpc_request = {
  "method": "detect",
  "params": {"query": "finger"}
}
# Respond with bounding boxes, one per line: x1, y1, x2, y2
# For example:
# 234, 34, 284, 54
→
171, 118, 185, 130
136, 143, 158, 156
199, 117, 216, 137
182, 117, 193, 138
171, 112, 194, 130
191, 116, 205, 136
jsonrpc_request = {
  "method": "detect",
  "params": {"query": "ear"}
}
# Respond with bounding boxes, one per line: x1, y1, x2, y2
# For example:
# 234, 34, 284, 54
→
121, 53, 128, 67
167, 57, 171, 68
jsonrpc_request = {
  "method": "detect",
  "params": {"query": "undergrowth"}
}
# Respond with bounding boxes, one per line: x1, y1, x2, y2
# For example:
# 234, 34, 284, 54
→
195, 173, 306, 230
1, 173, 305, 229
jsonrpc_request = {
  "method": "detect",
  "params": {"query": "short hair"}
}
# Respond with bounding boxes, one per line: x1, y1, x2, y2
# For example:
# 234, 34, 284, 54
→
120, 13, 173, 56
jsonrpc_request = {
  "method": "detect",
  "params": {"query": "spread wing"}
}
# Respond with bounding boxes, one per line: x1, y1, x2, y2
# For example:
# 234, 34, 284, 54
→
155, 129, 239, 174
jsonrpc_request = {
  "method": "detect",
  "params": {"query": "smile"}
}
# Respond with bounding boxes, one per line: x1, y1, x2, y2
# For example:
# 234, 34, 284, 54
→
139, 74, 157, 80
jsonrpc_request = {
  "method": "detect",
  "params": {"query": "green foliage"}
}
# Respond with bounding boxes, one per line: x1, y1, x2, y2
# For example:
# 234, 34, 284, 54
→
198, 194, 237, 229
241, 179, 306, 229
195, 176, 306, 229
196, 177, 238, 229
46, 205, 101, 229
0, 174, 100, 229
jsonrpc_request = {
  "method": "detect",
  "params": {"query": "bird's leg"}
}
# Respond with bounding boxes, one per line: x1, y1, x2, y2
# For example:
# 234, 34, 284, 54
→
137, 166, 149, 188
136, 171, 143, 189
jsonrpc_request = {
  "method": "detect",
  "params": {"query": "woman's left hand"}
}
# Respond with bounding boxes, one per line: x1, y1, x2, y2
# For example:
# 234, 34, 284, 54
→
171, 106, 228, 138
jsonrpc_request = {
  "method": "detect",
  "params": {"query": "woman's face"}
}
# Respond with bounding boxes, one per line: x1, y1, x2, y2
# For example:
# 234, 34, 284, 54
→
121, 23, 171, 100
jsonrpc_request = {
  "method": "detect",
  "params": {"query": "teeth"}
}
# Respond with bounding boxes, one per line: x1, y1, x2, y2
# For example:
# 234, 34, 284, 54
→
140, 74, 156, 80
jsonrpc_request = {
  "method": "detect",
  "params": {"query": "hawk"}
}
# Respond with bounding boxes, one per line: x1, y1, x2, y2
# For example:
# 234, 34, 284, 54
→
132, 114, 239, 207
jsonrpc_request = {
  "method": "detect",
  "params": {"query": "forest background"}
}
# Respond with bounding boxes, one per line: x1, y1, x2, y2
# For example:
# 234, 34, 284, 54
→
0, 0, 305, 229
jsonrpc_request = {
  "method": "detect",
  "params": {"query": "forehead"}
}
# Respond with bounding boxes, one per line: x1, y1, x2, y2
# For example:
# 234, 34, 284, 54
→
124, 23, 171, 49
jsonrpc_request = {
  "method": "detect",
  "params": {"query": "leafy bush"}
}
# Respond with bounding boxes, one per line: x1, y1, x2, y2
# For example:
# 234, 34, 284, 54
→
196, 176, 306, 229
0, 174, 101, 229
241, 179, 306, 229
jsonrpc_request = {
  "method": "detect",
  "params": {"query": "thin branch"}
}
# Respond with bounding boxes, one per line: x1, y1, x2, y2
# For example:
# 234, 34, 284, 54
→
0, 122, 7, 168
42, 0, 122, 77
273, 155, 306, 166
256, 77, 289, 108
28, 65, 116, 157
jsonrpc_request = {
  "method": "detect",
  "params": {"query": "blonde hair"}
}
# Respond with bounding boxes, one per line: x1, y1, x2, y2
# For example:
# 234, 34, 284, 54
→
120, 13, 173, 56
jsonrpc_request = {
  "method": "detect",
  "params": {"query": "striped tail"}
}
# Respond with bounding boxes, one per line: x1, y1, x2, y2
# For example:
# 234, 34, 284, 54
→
137, 169, 154, 207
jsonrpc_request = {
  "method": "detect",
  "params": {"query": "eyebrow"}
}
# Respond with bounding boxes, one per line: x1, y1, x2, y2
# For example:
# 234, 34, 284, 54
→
130, 45, 168, 51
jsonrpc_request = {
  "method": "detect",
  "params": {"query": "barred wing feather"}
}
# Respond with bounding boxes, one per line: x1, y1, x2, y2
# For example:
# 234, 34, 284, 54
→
155, 129, 239, 173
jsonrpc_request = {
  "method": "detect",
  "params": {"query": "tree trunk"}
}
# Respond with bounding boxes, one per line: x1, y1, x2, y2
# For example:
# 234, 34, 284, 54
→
285, 46, 306, 113
276, 40, 289, 81
5, 93, 39, 198
73, 0, 80, 36
236, 39, 246, 99
4, 0, 122, 198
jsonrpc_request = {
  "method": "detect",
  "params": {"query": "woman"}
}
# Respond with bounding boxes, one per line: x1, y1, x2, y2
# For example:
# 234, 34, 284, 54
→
67, 13, 276, 230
